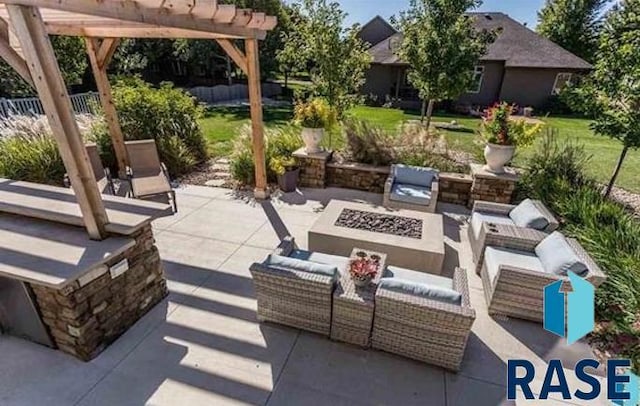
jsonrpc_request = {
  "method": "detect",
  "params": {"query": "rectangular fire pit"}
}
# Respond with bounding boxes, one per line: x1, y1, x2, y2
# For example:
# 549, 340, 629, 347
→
309, 201, 445, 274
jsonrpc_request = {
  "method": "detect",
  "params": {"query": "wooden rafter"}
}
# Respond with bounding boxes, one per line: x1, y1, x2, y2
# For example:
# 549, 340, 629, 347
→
0, 1, 275, 39
96, 37, 119, 68
0, 18, 33, 86
216, 39, 248, 75
7, 4, 109, 239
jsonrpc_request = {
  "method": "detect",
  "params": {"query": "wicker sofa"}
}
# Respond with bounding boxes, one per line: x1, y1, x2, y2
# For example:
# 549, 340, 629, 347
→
481, 231, 606, 323
249, 237, 346, 336
383, 164, 439, 213
468, 199, 559, 274
372, 267, 475, 371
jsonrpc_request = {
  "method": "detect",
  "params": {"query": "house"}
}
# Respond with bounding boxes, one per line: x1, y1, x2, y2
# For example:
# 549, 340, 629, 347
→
358, 14, 592, 110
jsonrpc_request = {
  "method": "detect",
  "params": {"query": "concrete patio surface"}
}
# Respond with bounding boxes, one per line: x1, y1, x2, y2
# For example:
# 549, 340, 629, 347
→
0, 185, 609, 405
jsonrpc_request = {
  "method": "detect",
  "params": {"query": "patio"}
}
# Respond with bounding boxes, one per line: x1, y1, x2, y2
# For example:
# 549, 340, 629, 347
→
0, 186, 610, 405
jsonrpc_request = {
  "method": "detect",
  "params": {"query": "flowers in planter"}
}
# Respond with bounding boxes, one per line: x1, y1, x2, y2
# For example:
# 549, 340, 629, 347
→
293, 98, 337, 129
349, 252, 382, 283
269, 155, 298, 176
479, 102, 542, 147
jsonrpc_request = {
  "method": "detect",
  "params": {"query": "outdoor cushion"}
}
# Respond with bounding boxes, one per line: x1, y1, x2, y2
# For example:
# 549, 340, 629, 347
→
535, 232, 588, 276
289, 250, 349, 274
379, 276, 461, 305
389, 183, 432, 206
393, 165, 437, 188
264, 254, 339, 281
484, 246, 545, 283
509, 199, 550, 230
384, 266, 454, 290
471, 212, 516, 239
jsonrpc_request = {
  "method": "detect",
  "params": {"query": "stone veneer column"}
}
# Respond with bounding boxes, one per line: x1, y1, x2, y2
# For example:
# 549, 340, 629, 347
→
29, 225, 168, 361
293, 148, 331, 188
469, 163, 520, 206
438, 172, 473, 206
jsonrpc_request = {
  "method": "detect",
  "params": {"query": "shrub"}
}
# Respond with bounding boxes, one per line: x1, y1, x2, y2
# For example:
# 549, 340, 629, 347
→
96, 78, 208, 177
0, 115, 97, 185
293, 98, 336, 129
519, 131, 640, 370
343, 119, 395, 166
230, 125, 303, 185
479, 102, 542, 147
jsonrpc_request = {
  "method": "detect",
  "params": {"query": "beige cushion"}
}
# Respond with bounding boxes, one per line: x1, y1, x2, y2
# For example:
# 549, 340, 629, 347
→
131, 172, 171, 197
484, 247, 545, 283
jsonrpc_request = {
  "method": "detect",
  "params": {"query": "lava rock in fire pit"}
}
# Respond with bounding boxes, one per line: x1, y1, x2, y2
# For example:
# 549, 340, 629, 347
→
334, 209, 423, 239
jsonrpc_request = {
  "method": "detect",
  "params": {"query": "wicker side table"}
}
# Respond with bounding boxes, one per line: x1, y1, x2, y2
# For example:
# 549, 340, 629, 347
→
330, 249, 387, 347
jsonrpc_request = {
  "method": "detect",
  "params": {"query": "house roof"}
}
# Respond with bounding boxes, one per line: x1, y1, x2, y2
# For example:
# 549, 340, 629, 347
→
367, 13, 592, 70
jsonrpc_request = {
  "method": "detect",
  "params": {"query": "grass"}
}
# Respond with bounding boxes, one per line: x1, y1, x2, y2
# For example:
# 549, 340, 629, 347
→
198, 104, 640, 192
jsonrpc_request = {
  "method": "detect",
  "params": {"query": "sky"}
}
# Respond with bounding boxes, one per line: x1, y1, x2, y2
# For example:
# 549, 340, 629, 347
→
332, 0, 569, 29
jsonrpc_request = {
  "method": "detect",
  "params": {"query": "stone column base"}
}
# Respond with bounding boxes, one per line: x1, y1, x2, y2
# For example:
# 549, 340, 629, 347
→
470, 163, 520, 207
293, 148, 331, 188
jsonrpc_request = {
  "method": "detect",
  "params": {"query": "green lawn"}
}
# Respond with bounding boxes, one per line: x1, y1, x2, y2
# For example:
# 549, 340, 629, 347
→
199, 105, 640, 192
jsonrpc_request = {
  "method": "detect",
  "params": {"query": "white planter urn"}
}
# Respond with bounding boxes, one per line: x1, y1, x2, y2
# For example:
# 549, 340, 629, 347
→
484, 143, 516, 174
301, 127, 324, 154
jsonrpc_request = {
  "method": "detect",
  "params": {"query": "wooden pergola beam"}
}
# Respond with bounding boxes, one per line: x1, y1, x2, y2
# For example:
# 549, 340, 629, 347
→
0, 23, 33, 87
215, 39, 248, 75
7, 4, 108, 239
85, 37, 128, 177
245, 37, 268, 199
44, 23, 242, 39
0, 0, 269, 39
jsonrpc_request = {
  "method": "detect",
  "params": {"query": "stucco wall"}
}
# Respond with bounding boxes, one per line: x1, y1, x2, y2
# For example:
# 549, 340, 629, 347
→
458, 61, 504, 107
498, 67, 584, 108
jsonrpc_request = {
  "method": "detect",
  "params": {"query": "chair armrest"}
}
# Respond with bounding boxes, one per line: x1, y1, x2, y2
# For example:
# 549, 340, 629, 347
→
273, 236, 297, 256
452, 267, 471, 309
472, 201, 516, 216
384, 173, 394, 195
480, 222, 546, 253
496, 264, 568, 291
161, 162, 171, 180
249, 262, 336, 287
376, 284, 476, 320
431, 178, 440, 196
567, 238, 607, 288
531, 200, 560, 232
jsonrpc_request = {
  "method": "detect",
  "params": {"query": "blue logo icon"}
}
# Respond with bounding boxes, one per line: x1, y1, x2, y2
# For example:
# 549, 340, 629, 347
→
613, 371, 639, 406
544, 272, 595, 344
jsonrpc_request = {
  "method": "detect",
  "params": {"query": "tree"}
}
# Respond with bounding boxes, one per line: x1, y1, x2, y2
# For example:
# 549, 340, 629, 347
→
397, 0, 494, 129
0, 35, 88, 98
280, 0, 371, 116
537, 0, 609, 63
579, 0, 640, 197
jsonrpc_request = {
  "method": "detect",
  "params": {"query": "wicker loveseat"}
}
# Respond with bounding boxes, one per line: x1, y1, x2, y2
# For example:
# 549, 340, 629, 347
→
383, 164, 439, 213
481, 231, 606, 323
468, 199, 559, 274
249, 237, 346, 336
372, 267, 475, 371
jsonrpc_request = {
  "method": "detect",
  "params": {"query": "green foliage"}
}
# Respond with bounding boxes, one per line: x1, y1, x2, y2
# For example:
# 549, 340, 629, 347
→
97, 78, 208, 177
479, 102, 543, 147
396, 0, 495, 122
0, 115, 98, 185
343, 119, 396, 166
293, 98, 337, 129
280, 0, 372, 116
0, 35, 88, 98
230, 125, 303, 184
519, 131, 640, 369
536, 0, 607, 62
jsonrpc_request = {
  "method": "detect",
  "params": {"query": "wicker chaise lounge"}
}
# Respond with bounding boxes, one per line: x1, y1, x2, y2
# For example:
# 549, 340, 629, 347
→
383, 164, 439, 213
250, 237, 344, 336
468, 199, 559, 274
372, 267, 475, 371
481, 231, 606, 323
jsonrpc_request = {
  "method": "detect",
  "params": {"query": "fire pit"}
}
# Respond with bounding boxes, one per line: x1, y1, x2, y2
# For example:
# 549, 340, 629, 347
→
309, 201, 445, 274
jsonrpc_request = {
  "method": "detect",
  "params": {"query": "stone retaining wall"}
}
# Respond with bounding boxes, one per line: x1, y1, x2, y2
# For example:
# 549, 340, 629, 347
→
469, 164, 519, 205
293, 149, 330, 188
439, 173, 473, 206
326, 162, 390, 193
29, 225, 168, 361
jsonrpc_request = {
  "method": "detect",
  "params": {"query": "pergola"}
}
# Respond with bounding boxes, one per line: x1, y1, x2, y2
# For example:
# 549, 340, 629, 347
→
0, 0, 277, 240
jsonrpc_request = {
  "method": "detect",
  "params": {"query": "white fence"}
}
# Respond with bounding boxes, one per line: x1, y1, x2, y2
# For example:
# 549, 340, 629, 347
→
0, 92, 100, 118
186, 82, 282, 104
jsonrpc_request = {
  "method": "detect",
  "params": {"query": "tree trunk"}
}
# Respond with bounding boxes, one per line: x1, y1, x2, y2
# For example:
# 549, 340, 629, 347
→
605, 145, 629, 198
226, 54, 233, 86
284, 70, 289, 89
420, 99, 427, 123
425, 99, 435, 131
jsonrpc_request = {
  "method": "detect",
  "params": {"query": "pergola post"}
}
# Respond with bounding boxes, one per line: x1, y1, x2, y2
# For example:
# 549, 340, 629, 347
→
245, 37, 268, 199
85, 37, 129, 177
7, 4, 108, 239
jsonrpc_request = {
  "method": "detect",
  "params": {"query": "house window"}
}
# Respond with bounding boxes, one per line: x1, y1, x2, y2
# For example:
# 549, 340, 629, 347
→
552, 73, 573, 95
468, 66, 485, 93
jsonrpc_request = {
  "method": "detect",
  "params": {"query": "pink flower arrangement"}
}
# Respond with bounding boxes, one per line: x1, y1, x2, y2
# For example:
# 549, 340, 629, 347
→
349, 252, 381, 280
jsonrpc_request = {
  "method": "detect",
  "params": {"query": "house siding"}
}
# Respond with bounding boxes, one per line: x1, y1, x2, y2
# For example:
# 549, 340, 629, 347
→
498, 67, 585, 108
361, 64, 397, 100
458, 61, 505, 107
